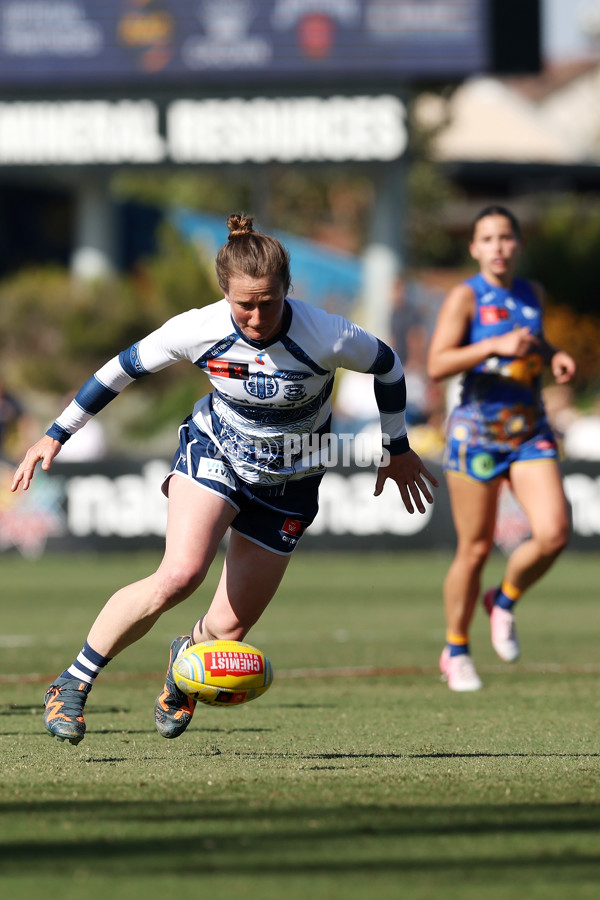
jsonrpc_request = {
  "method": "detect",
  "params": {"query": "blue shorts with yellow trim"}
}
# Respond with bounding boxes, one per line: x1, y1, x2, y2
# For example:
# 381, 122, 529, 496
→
443, 407, 558, 482
163, 418, 323, 555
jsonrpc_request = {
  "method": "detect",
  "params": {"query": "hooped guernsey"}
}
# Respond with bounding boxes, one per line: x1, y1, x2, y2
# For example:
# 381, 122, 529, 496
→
46, 297, 409, 486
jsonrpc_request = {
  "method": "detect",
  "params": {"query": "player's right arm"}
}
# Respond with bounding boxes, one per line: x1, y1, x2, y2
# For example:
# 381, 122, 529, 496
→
11, 309, 206, 492
11, 435, 62, 492
427, 283, 538, 381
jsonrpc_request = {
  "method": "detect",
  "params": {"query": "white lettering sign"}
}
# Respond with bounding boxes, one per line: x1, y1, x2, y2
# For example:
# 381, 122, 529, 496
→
62, 461, 429, 540
0, 95, 406, 165
66, 461, 169, 537
168, 95, 407, 163
0, 100, 166, 164
310, 472, 432, 536
564, 474, 600, 537
1, 1, 102, 57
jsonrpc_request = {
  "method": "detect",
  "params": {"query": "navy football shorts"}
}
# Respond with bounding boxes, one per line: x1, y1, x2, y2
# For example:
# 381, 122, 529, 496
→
163, 419, 323, 555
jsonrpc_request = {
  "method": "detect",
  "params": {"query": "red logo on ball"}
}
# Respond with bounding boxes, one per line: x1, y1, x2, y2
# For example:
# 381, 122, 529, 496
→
204, 651, 263, 677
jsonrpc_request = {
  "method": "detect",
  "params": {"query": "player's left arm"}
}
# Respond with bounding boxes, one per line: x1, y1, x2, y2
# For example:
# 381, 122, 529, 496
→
530, 282, 577, 384
336, 325, 438, 513
367, 339, 437, 513
374, 447, 438, 514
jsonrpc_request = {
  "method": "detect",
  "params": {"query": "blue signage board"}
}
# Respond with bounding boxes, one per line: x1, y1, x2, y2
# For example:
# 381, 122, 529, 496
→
0, 0, 488, 87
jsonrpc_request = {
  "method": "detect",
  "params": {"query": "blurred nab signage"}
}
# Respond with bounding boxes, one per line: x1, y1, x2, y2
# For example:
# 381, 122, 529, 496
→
171, 209, 362, 313
0, 0, 539, 88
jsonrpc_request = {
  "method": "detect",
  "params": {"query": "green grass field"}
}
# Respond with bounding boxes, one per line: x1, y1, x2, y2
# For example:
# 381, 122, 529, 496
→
1, 550, 599, 900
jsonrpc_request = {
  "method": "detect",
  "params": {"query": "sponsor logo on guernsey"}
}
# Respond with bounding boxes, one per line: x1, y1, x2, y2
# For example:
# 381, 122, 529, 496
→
280, 517, 306, 546
522, 306, 537, 319
480, 306, 509, 325
255, 352, 266, 365
282, 518, 304, 536
273, 370, 311, 381
535, 440, 555, 452
244, 373, 278, 399
207, 359, 249, 379
196, 457, 236, 488
480, 291, 496, 304
204, 651, 264, 677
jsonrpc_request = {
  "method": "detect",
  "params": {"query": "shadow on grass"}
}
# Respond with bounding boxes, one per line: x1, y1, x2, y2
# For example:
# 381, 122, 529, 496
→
0, 800, 600, 878
0, 704, 131, 716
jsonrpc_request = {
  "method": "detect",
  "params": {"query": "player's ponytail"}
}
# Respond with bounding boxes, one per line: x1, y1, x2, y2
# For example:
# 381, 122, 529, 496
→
226, 213, 255, 240
216, 212, 292, 294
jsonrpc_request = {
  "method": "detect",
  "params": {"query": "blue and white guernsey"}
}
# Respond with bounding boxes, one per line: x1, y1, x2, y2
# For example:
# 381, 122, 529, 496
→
47, 298, 409, 486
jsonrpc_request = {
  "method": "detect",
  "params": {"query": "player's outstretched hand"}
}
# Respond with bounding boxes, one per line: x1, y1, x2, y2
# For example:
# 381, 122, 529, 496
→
374, 448, 439, 514
11, 435, 62, 492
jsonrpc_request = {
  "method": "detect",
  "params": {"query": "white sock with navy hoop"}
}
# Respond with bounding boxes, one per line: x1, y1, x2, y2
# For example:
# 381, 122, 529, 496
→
61, 641, 112, 686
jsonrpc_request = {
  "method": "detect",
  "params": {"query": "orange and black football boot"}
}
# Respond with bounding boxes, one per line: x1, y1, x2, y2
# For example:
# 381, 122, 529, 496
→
43, 677, 92, 744
154, 635, 196, 739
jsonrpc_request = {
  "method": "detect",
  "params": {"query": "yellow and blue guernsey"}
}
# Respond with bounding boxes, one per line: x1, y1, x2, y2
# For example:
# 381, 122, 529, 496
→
444, 273, 558, 482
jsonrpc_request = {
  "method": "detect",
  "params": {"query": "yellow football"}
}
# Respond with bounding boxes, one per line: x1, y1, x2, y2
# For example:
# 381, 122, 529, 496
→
172, 640, 273, 706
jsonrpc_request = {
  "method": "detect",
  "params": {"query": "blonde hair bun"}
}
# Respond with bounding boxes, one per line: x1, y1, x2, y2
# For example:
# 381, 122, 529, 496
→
227, 214, 255, 240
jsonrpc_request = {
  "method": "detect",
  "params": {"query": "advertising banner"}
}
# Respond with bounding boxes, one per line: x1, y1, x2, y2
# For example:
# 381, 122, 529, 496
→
2, 457, 599, 556
0, 1, 487, 87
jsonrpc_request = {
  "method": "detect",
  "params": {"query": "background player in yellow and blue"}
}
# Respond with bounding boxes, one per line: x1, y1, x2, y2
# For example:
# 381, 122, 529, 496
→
428, 205, 576, 692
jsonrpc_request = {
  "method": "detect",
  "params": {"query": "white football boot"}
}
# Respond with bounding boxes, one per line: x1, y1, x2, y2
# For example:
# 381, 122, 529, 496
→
440, 646, 483, 692
483, 588, 521, 662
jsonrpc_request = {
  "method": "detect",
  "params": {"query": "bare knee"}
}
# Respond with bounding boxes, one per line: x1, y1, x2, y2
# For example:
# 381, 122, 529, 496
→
150, 564, 207, 613
457, 538, 493, 573
537, 521, 570, 559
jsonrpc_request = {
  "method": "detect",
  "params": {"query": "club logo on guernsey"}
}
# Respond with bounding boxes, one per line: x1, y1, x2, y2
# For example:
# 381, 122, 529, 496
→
283, 383, 306, 401
244, 373, 278, 399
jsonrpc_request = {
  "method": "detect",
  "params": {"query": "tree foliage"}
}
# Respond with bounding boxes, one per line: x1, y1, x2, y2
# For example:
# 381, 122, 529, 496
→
114, 167, 373, 254
0, 225, 217, 440
519, 195, 600, 318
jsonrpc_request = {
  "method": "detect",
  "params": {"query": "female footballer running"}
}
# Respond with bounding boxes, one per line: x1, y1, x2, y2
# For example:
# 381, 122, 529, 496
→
13, 213, 437, 743
428, 206, 575, 692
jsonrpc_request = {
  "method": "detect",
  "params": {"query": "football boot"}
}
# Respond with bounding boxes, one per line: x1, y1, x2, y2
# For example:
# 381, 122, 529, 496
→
43, 677, 92, 745
440, 646, 483, 692
483, 588, 521, 662
154, 635, 197, 739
